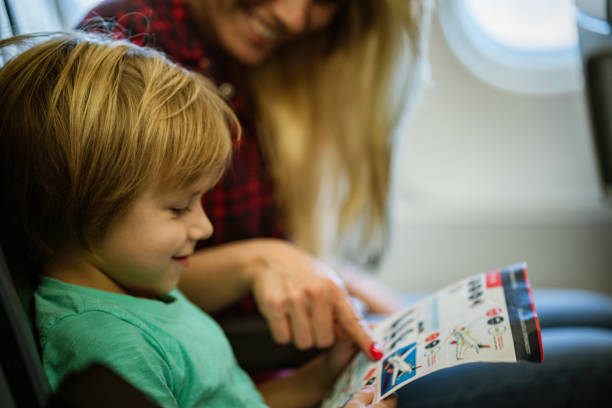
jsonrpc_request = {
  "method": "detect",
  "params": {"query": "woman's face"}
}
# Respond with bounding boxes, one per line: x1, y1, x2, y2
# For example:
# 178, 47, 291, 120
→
198, 0, 342, 65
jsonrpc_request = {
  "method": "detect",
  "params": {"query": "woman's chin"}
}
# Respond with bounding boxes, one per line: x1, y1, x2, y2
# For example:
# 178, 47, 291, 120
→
225, 40, 274, 66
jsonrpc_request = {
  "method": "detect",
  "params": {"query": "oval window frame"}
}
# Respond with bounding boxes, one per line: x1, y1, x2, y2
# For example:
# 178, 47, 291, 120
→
437, 0, 583, 94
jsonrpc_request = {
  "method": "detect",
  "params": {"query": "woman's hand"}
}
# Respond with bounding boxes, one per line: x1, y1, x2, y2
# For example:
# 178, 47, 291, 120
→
346, 387, 398, 408
244, 239, 382, 359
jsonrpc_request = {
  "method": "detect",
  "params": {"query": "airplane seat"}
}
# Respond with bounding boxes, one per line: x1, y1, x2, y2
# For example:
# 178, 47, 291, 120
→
577, 0, 612, 197
0, 244, 161, 407
0, 244, 52, 408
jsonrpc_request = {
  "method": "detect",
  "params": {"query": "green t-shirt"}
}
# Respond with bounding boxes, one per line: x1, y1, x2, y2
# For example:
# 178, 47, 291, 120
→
35, 277, 268, 408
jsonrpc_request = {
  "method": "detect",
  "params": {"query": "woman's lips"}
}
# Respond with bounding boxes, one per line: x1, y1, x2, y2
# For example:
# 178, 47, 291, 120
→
246, 15, 277, 47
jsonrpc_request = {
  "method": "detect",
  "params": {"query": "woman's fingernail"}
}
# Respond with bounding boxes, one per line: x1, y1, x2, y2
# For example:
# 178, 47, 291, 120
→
369, 343, 384, 360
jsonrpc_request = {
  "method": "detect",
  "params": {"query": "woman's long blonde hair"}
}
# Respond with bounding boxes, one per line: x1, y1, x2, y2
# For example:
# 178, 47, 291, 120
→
250, 0, 431, 262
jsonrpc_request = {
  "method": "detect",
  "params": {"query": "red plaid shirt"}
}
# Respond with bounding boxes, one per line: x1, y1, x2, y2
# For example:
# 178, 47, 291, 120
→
81, 0, 287, 257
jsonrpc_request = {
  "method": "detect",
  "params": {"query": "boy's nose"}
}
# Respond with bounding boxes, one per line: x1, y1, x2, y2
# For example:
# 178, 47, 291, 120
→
272, 0, 309, 34
189, 205, 213, 241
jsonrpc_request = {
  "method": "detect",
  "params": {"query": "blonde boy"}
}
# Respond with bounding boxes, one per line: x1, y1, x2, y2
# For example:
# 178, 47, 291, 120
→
0, 32, 268, 407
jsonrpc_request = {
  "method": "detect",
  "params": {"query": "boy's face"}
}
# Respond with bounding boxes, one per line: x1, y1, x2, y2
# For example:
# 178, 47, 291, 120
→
88, 177, 214, 297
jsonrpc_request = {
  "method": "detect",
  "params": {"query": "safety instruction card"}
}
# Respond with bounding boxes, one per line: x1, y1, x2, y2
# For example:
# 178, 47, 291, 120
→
321, 263, 543, 407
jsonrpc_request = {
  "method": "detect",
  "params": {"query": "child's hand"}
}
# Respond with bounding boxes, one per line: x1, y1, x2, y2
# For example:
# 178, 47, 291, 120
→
244, 239, 382, 359
325, 337, 360, 378
346, 386, 398, 408
258, 338, 370, 408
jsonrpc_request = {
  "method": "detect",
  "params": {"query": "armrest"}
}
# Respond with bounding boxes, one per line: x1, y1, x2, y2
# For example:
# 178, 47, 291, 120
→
219, 316, 327, 371
48, 364, 161, 408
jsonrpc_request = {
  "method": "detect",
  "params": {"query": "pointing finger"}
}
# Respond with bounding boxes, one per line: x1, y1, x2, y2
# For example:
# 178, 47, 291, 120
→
333, 289, 383, 360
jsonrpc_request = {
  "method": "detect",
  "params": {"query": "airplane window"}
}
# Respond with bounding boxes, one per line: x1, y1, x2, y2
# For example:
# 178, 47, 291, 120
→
3, 0, 64, 33
1, 0, 101, 35
438, 0, 582, 94
0, 1, 11, 39
465, 0, 577, 51
56, 0, 102, 28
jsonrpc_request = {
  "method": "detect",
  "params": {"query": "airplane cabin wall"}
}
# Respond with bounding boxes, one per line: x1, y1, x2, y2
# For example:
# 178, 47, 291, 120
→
379, 9, 612, 295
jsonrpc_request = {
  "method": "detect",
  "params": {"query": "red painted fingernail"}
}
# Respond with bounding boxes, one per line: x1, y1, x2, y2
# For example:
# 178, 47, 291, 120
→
369, 343, 384, 360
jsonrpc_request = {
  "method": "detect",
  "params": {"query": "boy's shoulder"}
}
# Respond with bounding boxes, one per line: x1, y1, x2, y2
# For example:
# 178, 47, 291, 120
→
34, 284, 183, 404
34, 277, 176, 347
34, 279, 267, 408
34, 278, 180, 390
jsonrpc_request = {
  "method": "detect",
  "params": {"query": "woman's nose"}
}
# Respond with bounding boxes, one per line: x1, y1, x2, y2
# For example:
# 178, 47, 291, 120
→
272, 0, 310, 34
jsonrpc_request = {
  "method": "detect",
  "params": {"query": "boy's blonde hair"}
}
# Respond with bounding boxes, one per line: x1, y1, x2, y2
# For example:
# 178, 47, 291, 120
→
0, 32, 236, 260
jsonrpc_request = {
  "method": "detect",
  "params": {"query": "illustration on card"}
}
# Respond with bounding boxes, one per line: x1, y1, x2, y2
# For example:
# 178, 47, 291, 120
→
485, 307, 507, 350
381, 343, 421, 395
446, 327, 490, 359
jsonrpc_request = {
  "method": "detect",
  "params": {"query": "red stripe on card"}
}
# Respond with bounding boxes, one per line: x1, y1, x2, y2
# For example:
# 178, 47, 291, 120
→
486, 270, 502, 288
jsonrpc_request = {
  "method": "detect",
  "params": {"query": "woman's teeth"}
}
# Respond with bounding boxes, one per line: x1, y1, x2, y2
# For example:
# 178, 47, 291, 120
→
250, 17, 276, 40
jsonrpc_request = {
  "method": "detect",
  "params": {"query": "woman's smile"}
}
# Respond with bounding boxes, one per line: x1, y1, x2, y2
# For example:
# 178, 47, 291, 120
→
191, 0, 340, 65
247, 14, 278, 46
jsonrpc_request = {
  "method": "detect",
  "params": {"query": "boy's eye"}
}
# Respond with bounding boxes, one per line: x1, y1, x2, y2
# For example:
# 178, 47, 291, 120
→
170, 207, 190, 216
